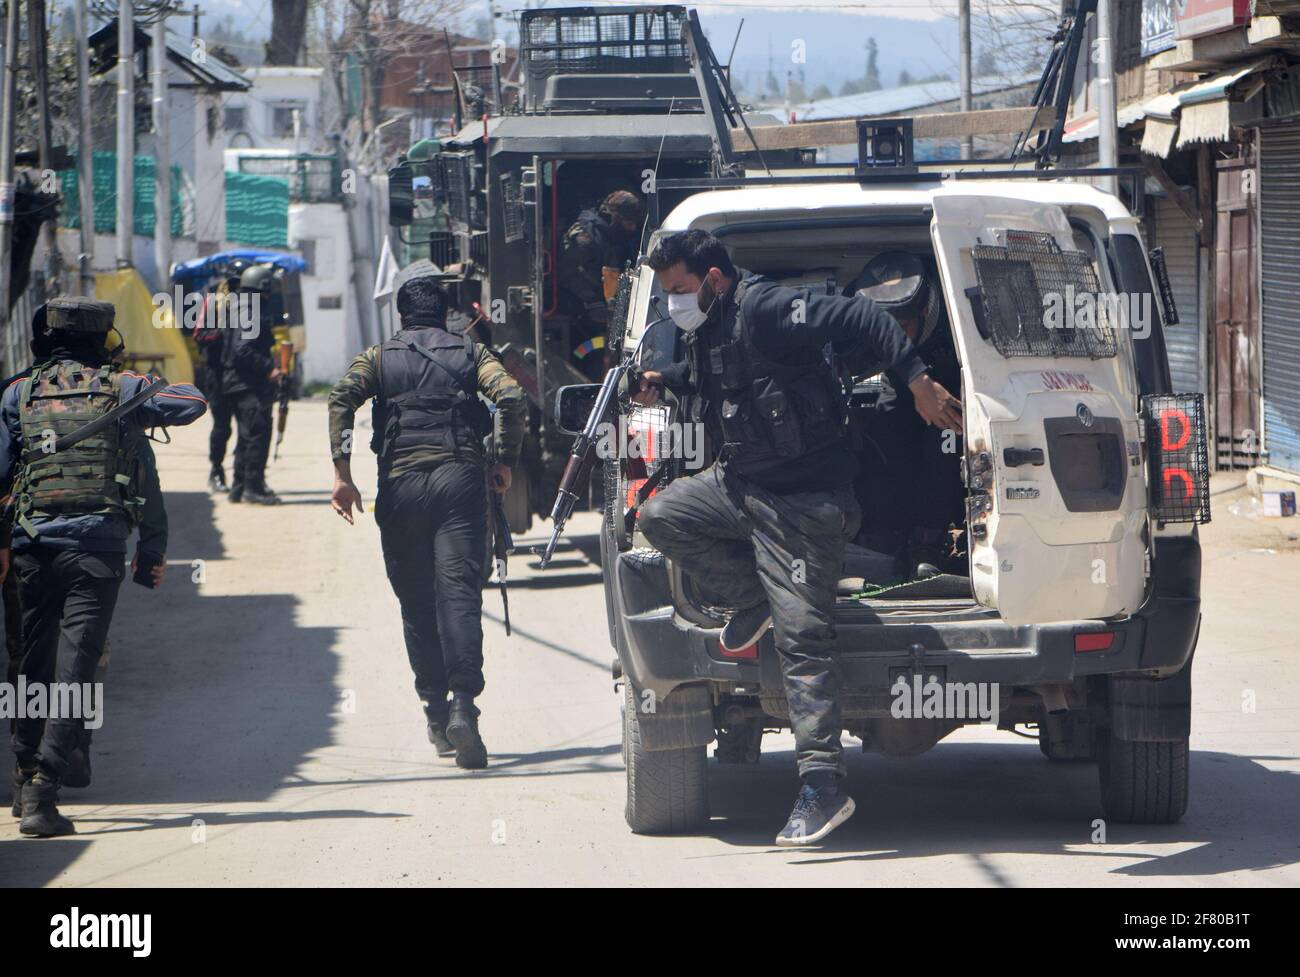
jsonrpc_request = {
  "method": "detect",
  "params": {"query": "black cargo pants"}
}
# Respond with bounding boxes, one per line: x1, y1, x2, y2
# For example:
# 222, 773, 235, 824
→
10, 547, 123, 782
208, 390, 235, 469
639, 463, 860, 779
375, 461, 488, 719
230, 391, 273, 492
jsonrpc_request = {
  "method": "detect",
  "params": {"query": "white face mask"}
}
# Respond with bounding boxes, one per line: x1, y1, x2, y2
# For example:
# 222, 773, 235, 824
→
667, 289, 709, 333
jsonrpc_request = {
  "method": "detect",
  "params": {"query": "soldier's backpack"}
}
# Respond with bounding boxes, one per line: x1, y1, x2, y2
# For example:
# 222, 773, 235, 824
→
13, 362, 144, 538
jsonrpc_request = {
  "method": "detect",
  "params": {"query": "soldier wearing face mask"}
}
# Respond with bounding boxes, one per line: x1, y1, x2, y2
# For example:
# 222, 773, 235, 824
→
631, 229, 961, 848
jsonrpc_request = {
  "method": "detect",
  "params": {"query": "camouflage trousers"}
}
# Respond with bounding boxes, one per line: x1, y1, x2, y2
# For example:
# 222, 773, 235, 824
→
639, 463, 860, 779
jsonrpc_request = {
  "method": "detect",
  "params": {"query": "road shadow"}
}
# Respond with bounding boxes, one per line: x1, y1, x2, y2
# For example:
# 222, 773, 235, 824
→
0, 487, 342, 887
699, 741, 1300, 882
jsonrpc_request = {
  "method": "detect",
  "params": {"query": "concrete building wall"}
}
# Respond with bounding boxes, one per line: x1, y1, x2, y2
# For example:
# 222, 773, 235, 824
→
288, 202, 361, 385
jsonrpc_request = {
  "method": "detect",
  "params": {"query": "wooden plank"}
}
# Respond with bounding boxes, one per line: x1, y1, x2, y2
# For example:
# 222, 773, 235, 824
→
728, 105, 1057, 152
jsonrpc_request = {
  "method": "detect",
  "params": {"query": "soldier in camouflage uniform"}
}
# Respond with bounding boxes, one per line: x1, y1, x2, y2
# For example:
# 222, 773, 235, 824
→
0, 298, 206, 836
327, 265, 526, 769
557, 190, 644, 379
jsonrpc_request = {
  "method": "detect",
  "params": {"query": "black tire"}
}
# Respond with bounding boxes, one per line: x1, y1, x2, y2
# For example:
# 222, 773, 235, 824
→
1039, 712, 1097, 761
1098, 731, 1189, 824
623, 682, 709, 834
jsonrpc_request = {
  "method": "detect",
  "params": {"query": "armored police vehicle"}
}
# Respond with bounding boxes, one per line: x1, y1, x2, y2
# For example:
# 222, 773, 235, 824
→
386, 5, 797, 534
566, 0, 1209, 834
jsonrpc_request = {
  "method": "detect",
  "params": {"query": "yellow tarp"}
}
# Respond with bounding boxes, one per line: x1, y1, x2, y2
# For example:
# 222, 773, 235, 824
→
93, 268, 195, 385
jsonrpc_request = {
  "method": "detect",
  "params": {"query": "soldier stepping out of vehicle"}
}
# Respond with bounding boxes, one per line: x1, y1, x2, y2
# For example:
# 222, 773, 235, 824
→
634, 231, 962, 847
558, 190, 645, 381
327, 264, 527, 769
848, 253, 967, 579
0, 299, 207, 837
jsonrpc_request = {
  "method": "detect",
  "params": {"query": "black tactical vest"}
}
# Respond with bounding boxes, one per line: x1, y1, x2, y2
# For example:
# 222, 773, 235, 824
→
689, 277, 845, 477
369, 327, 492, 474
14, 361, 144, 537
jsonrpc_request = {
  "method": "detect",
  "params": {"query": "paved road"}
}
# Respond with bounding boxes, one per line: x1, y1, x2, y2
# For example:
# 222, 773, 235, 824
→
2, 400, 1297, 886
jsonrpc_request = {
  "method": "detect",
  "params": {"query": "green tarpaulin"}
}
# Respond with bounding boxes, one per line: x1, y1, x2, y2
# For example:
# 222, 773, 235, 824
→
58, 151, 183, 237
224, 171, 290, 248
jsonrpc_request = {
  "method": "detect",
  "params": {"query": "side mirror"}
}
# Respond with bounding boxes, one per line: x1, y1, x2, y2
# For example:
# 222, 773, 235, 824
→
637, 316, 679, 373
555, 383, 602, 437
388, 159, 441, 227
388, 160, 414, 226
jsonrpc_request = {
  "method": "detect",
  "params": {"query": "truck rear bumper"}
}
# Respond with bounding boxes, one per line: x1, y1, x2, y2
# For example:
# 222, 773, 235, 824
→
613, 534, 1201, 700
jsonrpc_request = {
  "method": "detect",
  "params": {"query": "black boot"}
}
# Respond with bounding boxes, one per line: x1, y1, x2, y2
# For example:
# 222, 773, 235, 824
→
208, 466, 229, 493
908, 527, 950, 580
242, 483, 282, 506
10, 764, 33, 818
18, 774, 75, 838
424, 703, 455, 758
63, 729, 93, 790
228, 480, 244, 503
446, 694, 487, 770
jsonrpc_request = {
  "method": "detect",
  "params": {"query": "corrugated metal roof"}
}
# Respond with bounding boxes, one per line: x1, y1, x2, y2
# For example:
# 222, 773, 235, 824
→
788, 73, 1041, 123
89, 18, 251, 92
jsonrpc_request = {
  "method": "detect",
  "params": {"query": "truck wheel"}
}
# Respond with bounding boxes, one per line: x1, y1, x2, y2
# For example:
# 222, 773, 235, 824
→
1038, 712, 1097, 761
1097, 731, 1189, 824
622, 682, 709, 834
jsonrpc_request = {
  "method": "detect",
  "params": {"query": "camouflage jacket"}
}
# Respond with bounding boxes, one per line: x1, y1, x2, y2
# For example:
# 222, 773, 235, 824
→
328, 338, 527, 478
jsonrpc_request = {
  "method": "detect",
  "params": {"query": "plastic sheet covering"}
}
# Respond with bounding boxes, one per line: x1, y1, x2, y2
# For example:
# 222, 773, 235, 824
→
94, 267, 195, 386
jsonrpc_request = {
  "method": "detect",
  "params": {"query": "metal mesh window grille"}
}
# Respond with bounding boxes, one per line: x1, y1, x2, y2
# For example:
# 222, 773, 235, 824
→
1143, 393, 1211, 524
499, 172, 526, 244
972, 230, 1119, 359
442, 155, 473, 225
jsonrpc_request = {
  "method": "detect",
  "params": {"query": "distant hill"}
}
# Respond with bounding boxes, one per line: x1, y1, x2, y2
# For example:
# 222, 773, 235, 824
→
697, 10, 964, 99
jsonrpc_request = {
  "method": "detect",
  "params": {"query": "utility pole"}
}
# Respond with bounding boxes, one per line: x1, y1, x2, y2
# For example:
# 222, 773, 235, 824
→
116, 0, 134, 266
75, 0, 95, 294
0, 0, 20, 322
1095, 0, 1119, 195
959, 0, 972, 159
152, 11, 171, 284
27, 0, 63, 294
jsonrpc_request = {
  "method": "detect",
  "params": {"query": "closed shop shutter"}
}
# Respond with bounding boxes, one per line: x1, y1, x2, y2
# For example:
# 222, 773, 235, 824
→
1155, 195, 1203, 396
1260, 121, 1300, 473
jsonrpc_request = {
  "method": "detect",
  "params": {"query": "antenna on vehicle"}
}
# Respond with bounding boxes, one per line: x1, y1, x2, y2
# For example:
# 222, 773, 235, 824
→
683, 9, 771, 177
641, 96, 679, 257
727, 18, 745, 67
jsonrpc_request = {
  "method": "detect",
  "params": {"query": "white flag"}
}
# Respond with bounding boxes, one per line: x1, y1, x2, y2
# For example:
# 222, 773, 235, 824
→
373, 236, 398, 301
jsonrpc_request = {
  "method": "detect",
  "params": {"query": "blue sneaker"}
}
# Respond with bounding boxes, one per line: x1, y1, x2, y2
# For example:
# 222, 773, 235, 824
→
775, 780, 856, 847
720, 603, 772, 653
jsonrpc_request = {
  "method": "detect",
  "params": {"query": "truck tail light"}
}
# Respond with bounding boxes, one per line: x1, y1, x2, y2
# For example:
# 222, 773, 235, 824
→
719, 641, 759, 660
1074, 631, 1115, 653
1143, 393, 1211, 524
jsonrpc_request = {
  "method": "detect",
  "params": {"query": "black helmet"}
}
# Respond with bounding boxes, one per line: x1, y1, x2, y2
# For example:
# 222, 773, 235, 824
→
849, 252, 941, 347
238, 263, 278, 293
600, 190, 643, 225
224, 256, 253, 289
42, 297, 116, 334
